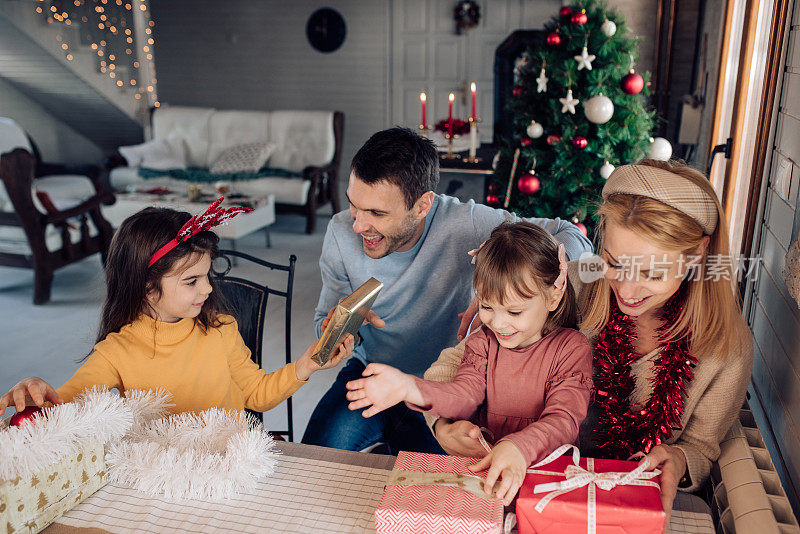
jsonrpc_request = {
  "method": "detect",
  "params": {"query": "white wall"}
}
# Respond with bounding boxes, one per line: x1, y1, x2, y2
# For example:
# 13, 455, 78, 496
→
0, 77, 104, 165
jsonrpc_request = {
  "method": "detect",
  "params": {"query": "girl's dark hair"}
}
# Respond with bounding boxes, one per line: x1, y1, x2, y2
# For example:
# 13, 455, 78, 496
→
473, 222, 578, 335
96, 207, 226, 345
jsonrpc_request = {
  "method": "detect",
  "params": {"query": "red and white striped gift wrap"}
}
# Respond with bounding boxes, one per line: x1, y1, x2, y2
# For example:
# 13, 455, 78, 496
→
374, 451, 503, 534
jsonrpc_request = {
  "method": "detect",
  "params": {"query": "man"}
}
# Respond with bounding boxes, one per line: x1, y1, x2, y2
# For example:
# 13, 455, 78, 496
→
301, 127, 592, 453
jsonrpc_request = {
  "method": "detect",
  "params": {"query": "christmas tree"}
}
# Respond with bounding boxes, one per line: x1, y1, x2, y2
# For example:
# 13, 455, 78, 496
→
488, 0, 657, 235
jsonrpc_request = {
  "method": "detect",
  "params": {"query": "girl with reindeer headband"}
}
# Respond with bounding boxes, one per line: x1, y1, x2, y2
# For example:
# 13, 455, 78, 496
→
0, 199, 355, 415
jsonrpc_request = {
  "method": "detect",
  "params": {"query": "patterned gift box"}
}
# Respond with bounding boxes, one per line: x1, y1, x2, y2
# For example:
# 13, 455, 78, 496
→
374, 451, 503, 534
1, 440, 107, 534
517, 445, 665, 534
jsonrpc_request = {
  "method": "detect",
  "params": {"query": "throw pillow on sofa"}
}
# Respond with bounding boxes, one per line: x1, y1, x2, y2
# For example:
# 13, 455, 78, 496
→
119, 131, 187, 170
210, 142, 276, 174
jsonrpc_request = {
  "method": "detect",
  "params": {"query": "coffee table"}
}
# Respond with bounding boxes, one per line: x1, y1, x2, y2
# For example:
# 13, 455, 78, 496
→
102, 192, 276, 248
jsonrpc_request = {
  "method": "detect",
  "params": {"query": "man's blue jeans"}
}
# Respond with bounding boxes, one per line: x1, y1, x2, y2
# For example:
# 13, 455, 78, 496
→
301, 358, 447, 454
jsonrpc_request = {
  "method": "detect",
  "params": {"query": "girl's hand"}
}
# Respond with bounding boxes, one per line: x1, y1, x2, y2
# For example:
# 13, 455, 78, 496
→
457, 297, 481, 341
641, 444, 686, 532
345, 363, 422, 417
468, 440, 527, 506
0, 377, 62, 413
433, 419, 489, 458
295, 334, 355, 381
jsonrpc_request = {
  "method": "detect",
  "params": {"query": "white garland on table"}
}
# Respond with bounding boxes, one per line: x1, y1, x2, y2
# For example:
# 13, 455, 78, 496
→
0, 387, 136, 480
106, 408, 278, 500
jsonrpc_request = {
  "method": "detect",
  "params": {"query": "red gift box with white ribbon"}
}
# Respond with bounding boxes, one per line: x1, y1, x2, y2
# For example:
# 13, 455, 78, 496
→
374, 451, 503, 534
517, 445, 665, 534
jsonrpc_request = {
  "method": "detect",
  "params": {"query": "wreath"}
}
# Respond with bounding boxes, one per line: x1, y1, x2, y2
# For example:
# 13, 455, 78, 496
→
454, 1, 481, 34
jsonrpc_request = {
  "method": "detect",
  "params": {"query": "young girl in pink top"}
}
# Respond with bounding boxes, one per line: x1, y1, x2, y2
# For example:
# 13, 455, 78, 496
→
345, 221, 592, 505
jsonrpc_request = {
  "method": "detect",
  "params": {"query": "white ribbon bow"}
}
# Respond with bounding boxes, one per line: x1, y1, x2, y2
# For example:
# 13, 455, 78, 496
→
526, 444, 661, 534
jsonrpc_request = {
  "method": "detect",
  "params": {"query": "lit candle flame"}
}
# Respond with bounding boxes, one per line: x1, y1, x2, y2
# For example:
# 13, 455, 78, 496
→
420, 92, 426, 102
471, 82, 476, 92
449, 93, 455, 102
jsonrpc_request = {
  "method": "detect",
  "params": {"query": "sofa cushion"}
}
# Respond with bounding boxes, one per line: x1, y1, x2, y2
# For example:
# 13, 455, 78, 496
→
119, 132, 187, 170
0, 117, 33, 155
109, 166, 143, 190
152, 105, 213, 167
268, 111, 335, 172
207, 110, 271, 164
0, 215, 99, 255
0, 174, 94, 214
210, 142, 276, 175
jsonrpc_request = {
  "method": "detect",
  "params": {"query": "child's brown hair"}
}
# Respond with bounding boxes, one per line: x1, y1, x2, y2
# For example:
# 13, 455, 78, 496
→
473, 222, 577, 335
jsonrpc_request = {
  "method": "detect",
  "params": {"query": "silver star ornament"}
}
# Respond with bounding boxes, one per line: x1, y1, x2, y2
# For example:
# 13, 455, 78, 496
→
536, 68, 548, 93
559, 89, 579, 114
574, 46, 596, 71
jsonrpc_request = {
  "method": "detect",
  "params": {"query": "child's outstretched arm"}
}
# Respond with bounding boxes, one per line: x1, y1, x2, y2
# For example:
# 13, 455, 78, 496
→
0, 377, 62, 413
345, 363, 425, 417
294, 334, 356, 381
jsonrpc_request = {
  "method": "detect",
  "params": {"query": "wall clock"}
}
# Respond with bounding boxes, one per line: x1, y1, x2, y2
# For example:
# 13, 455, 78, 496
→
306, 8, 346, 53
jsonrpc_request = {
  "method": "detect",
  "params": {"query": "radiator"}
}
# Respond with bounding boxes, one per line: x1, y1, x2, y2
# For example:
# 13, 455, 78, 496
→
711, 404, 800, 533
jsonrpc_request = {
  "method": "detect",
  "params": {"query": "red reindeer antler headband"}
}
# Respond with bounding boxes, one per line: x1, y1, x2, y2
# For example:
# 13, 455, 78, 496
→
148, 197, 253, 268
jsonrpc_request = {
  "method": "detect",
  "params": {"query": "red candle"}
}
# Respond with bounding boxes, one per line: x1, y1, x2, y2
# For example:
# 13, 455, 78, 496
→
420, 92, 427, 128
448, 93, 455, 136
470, 82, 477, 120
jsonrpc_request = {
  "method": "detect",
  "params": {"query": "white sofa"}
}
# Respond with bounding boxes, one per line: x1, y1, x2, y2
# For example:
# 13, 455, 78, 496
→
107, 105, 343, 233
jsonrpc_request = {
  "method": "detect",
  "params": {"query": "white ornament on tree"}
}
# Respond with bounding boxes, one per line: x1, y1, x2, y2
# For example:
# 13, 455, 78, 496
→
559, 89, 579, 114
600, 161, 615, 179
536, 68, 549, 93
601, 19, 617, 37
527, 120, 544, 138
574, 46, 596, 71
492, 151, 501, 170
584, 94, 614, 124
647, 137, 673, 161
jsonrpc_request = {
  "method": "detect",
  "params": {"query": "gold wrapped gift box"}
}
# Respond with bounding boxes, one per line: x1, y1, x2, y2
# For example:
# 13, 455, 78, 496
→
1, 440, 108, 534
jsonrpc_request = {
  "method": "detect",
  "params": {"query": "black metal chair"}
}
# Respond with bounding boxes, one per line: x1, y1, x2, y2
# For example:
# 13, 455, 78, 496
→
211, 249, 297, 441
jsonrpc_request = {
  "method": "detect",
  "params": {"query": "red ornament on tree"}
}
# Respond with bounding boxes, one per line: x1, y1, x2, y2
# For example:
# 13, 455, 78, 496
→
558, 6, 574, 18
572, 135, 588, 149
546, 32, 562, 47
571, 11, 588, 25
486, 194, 500, 206
488, 182, 500, 194
10, 406, 43, 427
520, 137, 532, 147
546, 134, 561, 145
575, 222, 588, 236
512, 86, 525, 98
518, 173, 541, 194
621, 70, 644, 95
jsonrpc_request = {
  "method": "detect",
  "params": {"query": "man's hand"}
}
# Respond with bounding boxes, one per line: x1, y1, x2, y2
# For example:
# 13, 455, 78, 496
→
433, 419, 488, 458
468, 440, 527, 506
0, 377, 62, 413
345, 363, 422, 417
322, 304, 385, 331
641, 444, 686, 533
457, 297, 480, 341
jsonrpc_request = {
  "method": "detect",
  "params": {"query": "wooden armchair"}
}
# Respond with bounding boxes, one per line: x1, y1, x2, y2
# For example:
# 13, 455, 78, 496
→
0, 118, 116, 304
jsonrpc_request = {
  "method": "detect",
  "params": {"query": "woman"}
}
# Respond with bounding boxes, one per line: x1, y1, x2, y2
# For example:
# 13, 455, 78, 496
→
428, 159, 753, 517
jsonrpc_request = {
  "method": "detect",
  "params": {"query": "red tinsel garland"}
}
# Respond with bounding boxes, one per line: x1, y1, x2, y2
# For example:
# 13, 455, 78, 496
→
593, 287, 697, 458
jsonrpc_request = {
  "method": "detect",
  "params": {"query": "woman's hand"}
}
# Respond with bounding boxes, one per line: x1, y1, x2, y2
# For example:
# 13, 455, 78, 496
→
468, 440, 527, 506
457, 297, 481, 341
642, 444, 686, 531
433, 419, 488, 458
0, 377, 62, 413
295, 334, 355, 381
345, 363, 422, 417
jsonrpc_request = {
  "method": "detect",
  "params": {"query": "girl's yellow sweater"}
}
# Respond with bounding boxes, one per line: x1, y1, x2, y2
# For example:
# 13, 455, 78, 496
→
57, 314, 305, 413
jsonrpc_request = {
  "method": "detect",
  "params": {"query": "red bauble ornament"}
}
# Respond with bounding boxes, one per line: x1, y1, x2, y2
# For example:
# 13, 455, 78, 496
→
486, 194, 500, 206
546, 134, 561, 145
546, 32, 562, 47
558, 6, 574, 18
571, 11, 588, 25
575, 222, 588, 236
518, 173, 540, 194
9, 406, 43, 427
520, 137, 532, 147
621, 70, 644, 95
488, 182, 500, 194
572, 136, 588, 149
512, 86, 524, 98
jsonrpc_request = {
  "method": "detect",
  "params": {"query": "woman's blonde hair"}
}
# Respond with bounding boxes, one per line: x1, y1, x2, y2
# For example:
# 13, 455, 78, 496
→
579, 159, 748, 359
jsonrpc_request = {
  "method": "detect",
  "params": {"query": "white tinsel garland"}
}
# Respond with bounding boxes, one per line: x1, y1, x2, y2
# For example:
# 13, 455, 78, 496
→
0, 387, 136, 480
106, 408, 278, 500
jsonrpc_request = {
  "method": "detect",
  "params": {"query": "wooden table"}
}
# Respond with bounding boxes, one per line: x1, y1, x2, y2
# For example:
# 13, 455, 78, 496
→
42, 441, 715, 534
